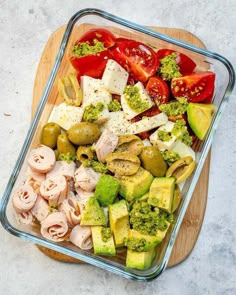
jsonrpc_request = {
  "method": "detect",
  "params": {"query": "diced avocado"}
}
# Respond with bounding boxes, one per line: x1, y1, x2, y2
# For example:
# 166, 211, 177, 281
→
80, 196, 107, 226
119, 167, 154, 202
187, 102, 216, 140
125, 229, 161, 252
148, 177, 175, 213
94, 174, 120, 206
109, 199, 130, 247
126, 247, 156, 270
91, 226, 116, 256
156, 221, 170, 243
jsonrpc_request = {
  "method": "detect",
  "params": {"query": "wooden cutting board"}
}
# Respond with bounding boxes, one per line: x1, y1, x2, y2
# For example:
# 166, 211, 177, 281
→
32, 25, 210, 268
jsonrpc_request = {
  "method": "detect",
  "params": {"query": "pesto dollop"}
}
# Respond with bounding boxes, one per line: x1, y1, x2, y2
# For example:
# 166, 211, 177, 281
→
101, 227, 112, 242
58, 152, 76, 163
172, 119, 192, 146
125, 237, 147, 252
162, 150, 180, 165
83, 159, 108, 174
129, 200, 170, 235
124, 85, 150, 113
158, 130, 173, 142
72, 40, 105, 57
83, 102, 104, 122
159, 97, 188, 117
108, 100, 121, 112
159, 53, 182, 81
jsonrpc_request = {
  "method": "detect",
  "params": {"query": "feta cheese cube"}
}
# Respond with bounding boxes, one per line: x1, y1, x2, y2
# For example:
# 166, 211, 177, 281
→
102, 59, 129, 95
81, 76, 112, 107
104, 111, 132, 135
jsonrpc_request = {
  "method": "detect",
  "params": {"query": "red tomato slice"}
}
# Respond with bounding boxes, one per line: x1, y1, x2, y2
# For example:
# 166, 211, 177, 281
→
110, 40, 159, 83
70, 50, 112, 80
76, 28, 116, 48
157, 49, 196, 75
146, 76, 170, 106
171, 71, 215, 102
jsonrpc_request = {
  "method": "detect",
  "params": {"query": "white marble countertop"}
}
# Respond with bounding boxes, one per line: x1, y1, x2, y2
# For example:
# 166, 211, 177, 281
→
0, 1, 236, 294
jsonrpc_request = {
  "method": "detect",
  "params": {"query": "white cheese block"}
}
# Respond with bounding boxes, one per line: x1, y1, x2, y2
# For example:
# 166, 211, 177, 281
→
102, 59, 129, 95
121, 82, 153, 120
149, 121, 177, 151
81, 76, 112, 107
170, 140, 196, 161
48, 102, 84, 130
104, 111, 132, 135
128, 112, 168, 134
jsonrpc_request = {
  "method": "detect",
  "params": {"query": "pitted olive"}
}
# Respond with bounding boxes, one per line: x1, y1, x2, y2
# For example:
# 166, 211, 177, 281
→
57, 133, 76, 156
76, 146, 95, 162
140, 146, 167, 177
172, 185, 181, 213
116, 134, 144, 155
166, 156, 195, 183
41, 122, 61, 149
67, 122, 100, 145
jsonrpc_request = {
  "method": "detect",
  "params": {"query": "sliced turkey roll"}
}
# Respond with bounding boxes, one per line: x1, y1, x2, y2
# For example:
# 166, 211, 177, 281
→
70, 225, 93, 250
14, 210, 33, 225
28, 144, 56, 173
59, 194, 82, 226
46, 160, 76, 180
74, 165, 100, 192
41, 212, 69, 242
94, 129, 118, 162
40, 175, 68, 207
12, 184, 37, 213
31, 195, 50, 222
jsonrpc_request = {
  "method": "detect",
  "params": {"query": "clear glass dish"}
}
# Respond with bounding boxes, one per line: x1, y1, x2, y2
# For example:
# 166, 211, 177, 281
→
0, 8, 235, 281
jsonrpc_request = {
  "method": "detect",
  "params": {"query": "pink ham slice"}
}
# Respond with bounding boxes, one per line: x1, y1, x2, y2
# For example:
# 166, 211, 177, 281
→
31, 195, 50, 222
40, 175, 68, 207
28, 144, 56, 173
94, 129, 118, 162
41, 212, 69, 242
59, 194, 82, 226
14, 211, 33, 225
69, 225, 93, 250
74, 165, 100, 192
12, 184, 37, 213
46, 161, 76, 180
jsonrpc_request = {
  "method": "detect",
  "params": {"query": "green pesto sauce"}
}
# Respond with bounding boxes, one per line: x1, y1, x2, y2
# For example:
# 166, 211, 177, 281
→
124, 85, 149, 113
159, 53, 182, 81
129, 200, 170, 235
162, 150, 180, 164
72, 40, 105, 57
83, 102, 104, 122
58, 152, 76, 163
101, 227, 112, 243
125, 237, 147, 252
158, 130, 173, 142
172, 119, 192, 146
83, 159, 108, 174
108, 100, 121, 112
159, 97, 188, 117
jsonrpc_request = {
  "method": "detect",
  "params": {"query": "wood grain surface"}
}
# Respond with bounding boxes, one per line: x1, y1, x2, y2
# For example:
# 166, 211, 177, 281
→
32, 25, 210, 268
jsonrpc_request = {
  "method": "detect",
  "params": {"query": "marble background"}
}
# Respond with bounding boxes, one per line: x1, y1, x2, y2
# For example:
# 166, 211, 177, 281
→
0, 0, 236, 294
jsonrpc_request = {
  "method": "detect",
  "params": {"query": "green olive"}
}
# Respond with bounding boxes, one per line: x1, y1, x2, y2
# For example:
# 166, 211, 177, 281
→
67, 122, 100, 145
76, 146, 94, 162
140, 146, 167, 177
166, 156, 195, 183
172, 185, 181, 213
116, 134, 144, 155
57, 133, 76, 156
41, 122, 61, 149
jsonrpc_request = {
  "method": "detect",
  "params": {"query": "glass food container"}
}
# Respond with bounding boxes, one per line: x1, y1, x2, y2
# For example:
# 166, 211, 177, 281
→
0, 8, 235, 281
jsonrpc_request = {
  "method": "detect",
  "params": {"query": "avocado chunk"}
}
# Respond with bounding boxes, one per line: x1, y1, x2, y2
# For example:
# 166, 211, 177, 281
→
80, 196, 107, 226
156, 221, 171, 243
187, 102, 216, 140
126, 247, 156, 270
125, 229, 161, 252
94, 174, 120, 206
119, 167, 154, 202
109, 199, 130, 247
148, 177, 175, 213
91, 226, 116, 256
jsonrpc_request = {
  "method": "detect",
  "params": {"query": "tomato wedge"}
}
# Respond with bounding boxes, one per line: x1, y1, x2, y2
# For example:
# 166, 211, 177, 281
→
70, 50, 113, 80
76, 28, 116, 48
157, 49, 196, 75
146, 76, 170, 106
171, 71, 215, 102
110, 39, 159, 83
